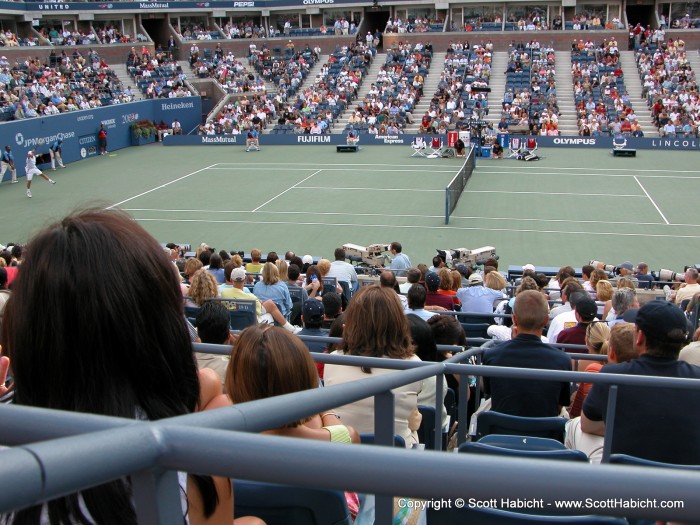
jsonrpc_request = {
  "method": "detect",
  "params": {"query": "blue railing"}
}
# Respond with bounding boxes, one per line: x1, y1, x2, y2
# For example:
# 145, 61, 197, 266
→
3, 345, 700, 524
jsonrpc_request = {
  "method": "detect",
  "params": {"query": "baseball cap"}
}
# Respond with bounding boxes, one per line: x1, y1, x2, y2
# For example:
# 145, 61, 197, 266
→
469, 273, 483, 284
302, 254, 313, 265
623, 301, 688, 342
575, 296, 598, 322
425, 271, 440, 290
455, 263, 469, 276
619, 261, 634, 271
522, 263, 536, 272
303, 299, 325, 322
231, 267, 247, 282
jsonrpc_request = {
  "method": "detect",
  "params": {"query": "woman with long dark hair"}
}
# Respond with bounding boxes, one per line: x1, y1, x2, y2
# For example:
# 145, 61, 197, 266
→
1, 208, 262, 525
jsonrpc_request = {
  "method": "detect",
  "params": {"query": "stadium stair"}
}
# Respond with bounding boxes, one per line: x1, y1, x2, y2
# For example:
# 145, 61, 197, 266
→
485, 51, 508, 129
687, 51, 700, 79
334, 53, 386, 133
554, 50, 579, 136
110, 63, 142, 100
403, 51, 445, 134
617, 51, 657, 136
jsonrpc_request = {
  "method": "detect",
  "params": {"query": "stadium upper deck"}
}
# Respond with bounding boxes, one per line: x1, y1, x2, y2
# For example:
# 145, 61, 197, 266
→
1, 0, 700, 60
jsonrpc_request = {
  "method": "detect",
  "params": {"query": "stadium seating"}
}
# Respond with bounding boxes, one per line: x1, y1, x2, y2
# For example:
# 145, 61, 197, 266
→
475, 411, 568, 442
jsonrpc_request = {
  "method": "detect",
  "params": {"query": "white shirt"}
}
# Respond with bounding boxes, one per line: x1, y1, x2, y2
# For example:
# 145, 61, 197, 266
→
547, 310, 577, 346
327, 260, 358, 288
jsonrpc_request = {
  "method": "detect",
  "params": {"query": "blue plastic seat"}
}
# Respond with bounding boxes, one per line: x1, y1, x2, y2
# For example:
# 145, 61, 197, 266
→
234, 480, 352, 525
206, 298, 257, 331
476, 411, 568, 443
459, 440, 588, 461
609, 454, 700, 469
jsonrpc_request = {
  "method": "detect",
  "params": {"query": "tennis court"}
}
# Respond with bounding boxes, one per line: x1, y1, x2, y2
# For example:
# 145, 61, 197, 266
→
0, 144, 697, 269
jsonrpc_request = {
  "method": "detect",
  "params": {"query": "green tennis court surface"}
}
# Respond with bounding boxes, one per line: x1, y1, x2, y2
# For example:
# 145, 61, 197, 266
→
1, 144, 698, 269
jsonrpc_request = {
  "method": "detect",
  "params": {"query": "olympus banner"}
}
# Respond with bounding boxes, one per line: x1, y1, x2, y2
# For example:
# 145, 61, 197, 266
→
0, 97, 200, 182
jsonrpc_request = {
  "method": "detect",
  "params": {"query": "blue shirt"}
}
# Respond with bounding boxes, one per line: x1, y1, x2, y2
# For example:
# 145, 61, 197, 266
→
252, 281, 292, 317
389, 252, 411, 277
456, 286, 505, 314
1, 150, 13, 163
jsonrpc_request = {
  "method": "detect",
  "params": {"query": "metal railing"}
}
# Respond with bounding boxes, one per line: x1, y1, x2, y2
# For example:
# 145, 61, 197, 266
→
3, 347, 700, 524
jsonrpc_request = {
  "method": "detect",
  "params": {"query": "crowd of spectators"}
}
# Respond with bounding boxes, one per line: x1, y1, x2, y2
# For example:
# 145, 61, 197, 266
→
345, 41, 427, 135
0, 30, 27, 47
220, 21, 267, 40
501, 41, 560, 136
191, 44, 266, 94
417, 40, 491, 135
129, 47, 190, 100
385, 17, 444, 34
1, 49, 124, 121
2, 219, 700, 523
571, 38, 643, 137
270, 42, 372, 135
636, 37, 698, 138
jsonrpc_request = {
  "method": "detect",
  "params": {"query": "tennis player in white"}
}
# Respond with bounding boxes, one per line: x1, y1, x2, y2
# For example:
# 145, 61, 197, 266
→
25, 149, 56, 198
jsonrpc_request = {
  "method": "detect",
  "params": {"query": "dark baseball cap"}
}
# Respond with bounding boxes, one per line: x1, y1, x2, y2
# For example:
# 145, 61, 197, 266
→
623, 301, 688, 342
575, 296, 598, 322
303, 299, 325, 322
425, 271, 440, 290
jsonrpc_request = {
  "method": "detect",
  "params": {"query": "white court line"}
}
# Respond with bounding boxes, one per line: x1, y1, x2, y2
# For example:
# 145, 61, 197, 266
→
467, 190, 645, 197
108, 163, 218, 209
474, 171, 700, 179
124, 208, 695, 227
132, 217, 700, 239
299, 186, 443, 192
252, 170, 322, 212
214, 162, 465, 168
208, 167, 457, 173
634, 176, 670, 225
478, 165, 700, 174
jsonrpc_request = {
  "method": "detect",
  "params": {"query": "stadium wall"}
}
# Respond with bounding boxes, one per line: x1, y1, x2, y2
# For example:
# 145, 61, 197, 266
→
1, 97, 201, 176
164, 133, 700, 150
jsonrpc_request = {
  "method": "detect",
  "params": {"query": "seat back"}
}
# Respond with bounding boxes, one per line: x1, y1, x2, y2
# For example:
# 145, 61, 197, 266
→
459, 441, 588, 462
359, 433, 406, 448
234, 480, 352, 525
322, 276, 338, 295
609, 454, 700, 470
475, 411, 567, 443
477, 434, 566, 451
460, 322, 490, 339
431, 137, 442, 149
184, 305, 201, 326
206, 298, 257, 331
417, 405, 438, 450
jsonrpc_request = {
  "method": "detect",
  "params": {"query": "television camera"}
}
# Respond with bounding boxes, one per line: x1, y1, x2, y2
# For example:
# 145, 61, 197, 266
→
343, 243, 392, 267
437, 246, 497, 268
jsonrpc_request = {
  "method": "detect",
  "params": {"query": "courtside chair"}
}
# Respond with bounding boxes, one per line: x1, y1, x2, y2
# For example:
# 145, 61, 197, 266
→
233, 480, 352, 525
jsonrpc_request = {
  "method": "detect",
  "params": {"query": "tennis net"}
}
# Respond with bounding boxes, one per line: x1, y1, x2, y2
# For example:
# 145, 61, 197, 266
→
444, 145, 476, 224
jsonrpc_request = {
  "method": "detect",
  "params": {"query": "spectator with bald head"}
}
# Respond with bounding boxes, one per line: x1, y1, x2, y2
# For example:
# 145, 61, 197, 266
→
482, 290, 572, 417
380, 270, 408, 309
